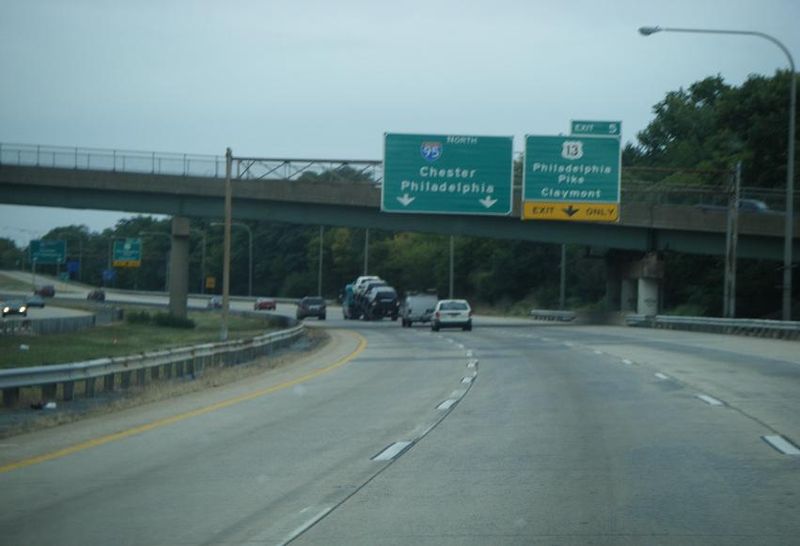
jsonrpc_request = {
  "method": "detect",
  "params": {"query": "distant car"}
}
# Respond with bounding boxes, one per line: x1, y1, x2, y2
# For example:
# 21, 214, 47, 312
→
296, 296, 326, 320
26, 294, 46, 308
738, 198, 770, 213
207, 296, 223, 309
254, 297, 277, 311
35, 285, 55, 297
2, 300, 28, 318
431, 299, 472, 332
87, 289, 106, 302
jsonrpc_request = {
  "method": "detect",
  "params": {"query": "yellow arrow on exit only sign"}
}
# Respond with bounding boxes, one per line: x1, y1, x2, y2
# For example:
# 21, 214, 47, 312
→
522, 201, 619, 222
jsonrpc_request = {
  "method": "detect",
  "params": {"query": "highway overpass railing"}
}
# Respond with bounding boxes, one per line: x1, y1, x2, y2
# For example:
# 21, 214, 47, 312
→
0, 142, 384, 183
0, 324, 305, 407
4, 142, 796, 208
625, 314, 800, 340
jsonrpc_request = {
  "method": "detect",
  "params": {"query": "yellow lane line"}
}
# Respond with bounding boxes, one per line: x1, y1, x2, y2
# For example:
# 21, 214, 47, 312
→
0, 331, 367, 474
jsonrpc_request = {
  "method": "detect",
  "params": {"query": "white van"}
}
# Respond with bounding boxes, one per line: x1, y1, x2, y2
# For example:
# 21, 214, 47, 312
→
400, 291, 438, 327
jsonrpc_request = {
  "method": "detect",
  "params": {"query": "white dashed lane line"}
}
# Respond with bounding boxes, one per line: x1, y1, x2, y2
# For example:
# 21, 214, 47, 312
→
655, 372, 669, 380
461, 376, 473, 385
622, 359, 634, 365
437, 399, 458, 411
762, 435, 800, 456
372, 441, 414, 461
697, 394, 724, 406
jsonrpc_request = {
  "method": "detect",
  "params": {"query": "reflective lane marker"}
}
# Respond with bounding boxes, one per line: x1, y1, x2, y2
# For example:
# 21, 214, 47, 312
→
461, 376, 473, 385
372, 441, 413, 461
655, 373, 669, 380
437, 399, 458, 411
762, 435, 800, 456
279, 506, 334, 546
622, 359, 634, 365
697, 394, 724, 406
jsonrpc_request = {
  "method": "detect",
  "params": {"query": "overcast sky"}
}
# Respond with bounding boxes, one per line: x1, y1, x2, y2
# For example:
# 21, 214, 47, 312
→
1, 0, 798, 245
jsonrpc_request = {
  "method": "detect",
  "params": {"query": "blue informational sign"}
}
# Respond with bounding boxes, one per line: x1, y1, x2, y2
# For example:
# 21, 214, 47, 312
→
102, 269, 116, 283
67, 260, 80, 275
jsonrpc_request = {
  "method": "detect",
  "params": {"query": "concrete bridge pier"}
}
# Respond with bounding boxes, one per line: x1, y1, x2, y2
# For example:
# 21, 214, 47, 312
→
168, 216, 190, 319
606, 251, 664, 316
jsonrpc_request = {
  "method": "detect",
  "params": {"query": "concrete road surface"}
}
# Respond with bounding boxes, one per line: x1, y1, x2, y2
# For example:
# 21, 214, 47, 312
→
1, 315, 799, 545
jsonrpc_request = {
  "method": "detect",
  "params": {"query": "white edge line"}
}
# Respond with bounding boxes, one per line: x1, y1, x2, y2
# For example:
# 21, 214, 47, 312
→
451, 389, 466, 398
763, 435, 800, 455
372, 441, 413, 461
437, 399, 457, 410
697, 394, 724, 406
280, 506, 334, 545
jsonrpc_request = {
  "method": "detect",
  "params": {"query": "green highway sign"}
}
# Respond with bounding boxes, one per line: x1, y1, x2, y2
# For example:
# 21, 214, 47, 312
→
382, 133, 513, 215
523, 135, 621, 223
30, 239, 66, 264
570, 120, 622, 137
113, 238, 142, 268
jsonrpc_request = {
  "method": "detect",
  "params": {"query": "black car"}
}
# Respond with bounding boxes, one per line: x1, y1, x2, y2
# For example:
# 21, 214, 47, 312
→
296, 297, 326, 320
2, 300, 28, 318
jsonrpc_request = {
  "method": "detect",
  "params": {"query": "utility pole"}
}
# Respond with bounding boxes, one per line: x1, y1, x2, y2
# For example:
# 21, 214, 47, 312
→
363, 228, 370, 275
724, 162, 741, 318
318, 225, 324, 297
221, 148, 232, 341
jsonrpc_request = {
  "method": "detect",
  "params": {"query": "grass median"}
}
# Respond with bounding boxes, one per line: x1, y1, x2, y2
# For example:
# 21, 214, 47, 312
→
1, 308, 283, 369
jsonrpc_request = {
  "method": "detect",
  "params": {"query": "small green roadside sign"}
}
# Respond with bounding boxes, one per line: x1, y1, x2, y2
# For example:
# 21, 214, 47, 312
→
522, 135, 621, 222
382, 133, 513, 215
113, 238, 142, 268
570, 120, 622, 137
30, 239, 66, 264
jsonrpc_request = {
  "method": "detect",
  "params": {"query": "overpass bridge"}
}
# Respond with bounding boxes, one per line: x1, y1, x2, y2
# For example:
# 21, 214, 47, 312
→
1, 143, 798, 316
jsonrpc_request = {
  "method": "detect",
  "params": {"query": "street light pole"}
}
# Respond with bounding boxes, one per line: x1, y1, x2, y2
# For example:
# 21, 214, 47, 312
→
639, 25, 796, 320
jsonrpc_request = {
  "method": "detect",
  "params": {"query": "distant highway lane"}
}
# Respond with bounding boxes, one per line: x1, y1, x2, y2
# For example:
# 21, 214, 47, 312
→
1, 316, 799, 545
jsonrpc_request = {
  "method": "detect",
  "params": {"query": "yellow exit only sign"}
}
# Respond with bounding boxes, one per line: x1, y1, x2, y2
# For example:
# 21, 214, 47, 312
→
522, 201, 619, 222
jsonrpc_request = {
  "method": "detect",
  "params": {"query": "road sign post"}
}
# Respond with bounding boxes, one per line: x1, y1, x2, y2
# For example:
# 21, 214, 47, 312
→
112, 238, 142, 268
522, 135, 621, 222
382, 133, 513, 215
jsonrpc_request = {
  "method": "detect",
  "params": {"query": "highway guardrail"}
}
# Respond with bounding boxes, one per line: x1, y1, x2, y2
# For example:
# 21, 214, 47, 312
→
625, 314, 800, 340
529, 310, 576, 322
0, 324, 305, 407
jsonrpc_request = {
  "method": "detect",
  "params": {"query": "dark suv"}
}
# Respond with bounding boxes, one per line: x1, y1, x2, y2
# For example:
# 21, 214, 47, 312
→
296, 297, 326, 320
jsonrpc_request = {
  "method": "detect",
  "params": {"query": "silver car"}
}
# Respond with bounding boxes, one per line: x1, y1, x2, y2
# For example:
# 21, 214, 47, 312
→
431, 299, 472, 332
